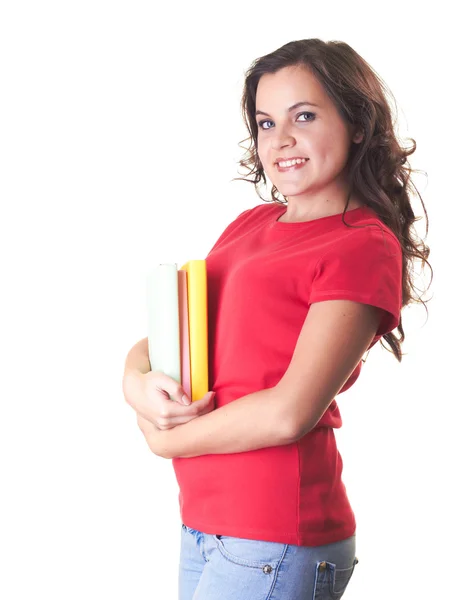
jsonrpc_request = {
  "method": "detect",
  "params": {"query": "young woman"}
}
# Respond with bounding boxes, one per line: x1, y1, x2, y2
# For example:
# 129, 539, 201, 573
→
122, 38, 431, 600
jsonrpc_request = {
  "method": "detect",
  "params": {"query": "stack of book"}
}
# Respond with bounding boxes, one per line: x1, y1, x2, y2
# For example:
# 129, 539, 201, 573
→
145, 260, 208, 402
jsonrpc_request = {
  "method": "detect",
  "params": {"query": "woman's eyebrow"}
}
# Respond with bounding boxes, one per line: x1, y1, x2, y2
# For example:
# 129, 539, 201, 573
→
255, 101, 320, 117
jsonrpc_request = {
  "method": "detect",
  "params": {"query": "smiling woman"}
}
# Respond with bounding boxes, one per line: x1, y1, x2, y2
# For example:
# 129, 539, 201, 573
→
253, 64, 366, 222
123, 37, 432, 600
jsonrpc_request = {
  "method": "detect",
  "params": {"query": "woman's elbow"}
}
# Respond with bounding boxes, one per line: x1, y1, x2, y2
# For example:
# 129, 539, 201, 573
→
274, 389, 320, 444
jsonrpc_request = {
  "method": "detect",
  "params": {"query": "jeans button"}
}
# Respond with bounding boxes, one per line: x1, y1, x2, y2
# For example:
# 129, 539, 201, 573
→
263, 565, 272, 574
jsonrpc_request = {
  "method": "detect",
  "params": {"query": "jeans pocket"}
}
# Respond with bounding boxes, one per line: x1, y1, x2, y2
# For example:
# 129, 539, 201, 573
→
313, 557, 358, 599
213, 535, 287, 570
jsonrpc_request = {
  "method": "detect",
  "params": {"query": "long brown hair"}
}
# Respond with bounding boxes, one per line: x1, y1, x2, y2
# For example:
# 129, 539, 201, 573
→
232, 38, 432, 362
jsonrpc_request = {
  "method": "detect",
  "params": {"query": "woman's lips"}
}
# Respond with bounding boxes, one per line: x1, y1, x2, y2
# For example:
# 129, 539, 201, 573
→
275, 159, 309, 173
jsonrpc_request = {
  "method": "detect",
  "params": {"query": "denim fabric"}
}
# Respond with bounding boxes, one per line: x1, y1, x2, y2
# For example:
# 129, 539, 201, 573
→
179, 524, 358, 600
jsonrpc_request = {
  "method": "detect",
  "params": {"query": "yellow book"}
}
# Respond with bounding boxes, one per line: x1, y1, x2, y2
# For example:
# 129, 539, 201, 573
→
179, 260, 208, 402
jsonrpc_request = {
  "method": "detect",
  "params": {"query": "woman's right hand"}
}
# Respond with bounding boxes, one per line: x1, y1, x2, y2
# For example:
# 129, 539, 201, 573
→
122, 370, 216, 430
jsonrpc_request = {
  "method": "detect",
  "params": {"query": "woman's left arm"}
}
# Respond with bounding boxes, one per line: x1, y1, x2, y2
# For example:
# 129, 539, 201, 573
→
140, 299, 383, 459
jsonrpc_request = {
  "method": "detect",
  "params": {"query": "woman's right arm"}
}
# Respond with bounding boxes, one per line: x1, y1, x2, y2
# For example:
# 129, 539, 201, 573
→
123, 336, 151, 377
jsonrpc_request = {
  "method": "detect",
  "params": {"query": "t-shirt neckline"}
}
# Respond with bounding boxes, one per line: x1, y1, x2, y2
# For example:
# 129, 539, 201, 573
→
270, 204, 372, 230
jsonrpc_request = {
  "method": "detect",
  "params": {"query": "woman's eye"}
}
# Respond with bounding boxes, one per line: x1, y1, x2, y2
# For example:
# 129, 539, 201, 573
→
257, 112, 315, 130
296, 111, 315, 123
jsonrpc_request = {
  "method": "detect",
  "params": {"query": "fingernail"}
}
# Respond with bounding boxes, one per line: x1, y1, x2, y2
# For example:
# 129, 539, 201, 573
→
182, 394, 191, 405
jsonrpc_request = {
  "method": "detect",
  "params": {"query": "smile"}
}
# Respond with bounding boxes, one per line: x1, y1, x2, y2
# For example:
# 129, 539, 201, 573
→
276, 159, 309, 173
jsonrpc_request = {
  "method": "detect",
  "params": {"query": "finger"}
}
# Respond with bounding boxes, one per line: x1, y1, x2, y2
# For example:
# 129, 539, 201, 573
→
198, 398, 216, 416
156, 390, 214, 415
146, 395, 215, 427
167, 394, 215, 426
144, 372, 192, 406
134, 396, 197, 424
137, 395, 216, 430
169, 391, 192, 406
165, 391, 215, 417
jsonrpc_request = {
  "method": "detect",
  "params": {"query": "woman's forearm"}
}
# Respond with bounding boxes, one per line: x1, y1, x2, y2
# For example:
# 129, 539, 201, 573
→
124, 337, 151, 376
154, 387, 294, 459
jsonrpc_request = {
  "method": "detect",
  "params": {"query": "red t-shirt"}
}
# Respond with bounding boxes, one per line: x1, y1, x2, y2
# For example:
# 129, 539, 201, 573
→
172, 202, 402, 546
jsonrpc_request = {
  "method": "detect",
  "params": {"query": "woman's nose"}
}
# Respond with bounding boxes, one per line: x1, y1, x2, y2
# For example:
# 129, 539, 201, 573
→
271, 127, 296, 149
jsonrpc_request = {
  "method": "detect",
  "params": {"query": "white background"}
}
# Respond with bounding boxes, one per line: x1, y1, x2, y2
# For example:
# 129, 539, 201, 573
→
1, 1, 452, 599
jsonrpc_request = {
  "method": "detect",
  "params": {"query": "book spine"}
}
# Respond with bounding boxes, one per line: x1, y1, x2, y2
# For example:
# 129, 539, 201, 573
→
178, 269, 192, 400
180, 260, 208, 402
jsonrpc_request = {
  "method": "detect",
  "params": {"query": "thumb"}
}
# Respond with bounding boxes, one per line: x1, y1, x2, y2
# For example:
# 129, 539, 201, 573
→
164, 382, 190, 405
175, 388, 191, 406
193, 391, 215, 403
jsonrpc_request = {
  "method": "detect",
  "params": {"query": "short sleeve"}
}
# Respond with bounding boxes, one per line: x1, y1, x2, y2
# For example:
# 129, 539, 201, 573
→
309, 226, 403, 336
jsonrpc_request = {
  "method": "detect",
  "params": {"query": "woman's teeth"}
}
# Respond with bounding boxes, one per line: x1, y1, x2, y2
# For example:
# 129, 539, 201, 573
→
277, 158, 308, 167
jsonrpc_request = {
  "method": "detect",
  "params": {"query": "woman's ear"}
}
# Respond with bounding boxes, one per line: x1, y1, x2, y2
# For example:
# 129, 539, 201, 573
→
352, 128, 364, 144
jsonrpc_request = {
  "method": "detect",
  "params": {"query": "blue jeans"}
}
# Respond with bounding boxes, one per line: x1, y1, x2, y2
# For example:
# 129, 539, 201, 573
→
179, 524, 358, 600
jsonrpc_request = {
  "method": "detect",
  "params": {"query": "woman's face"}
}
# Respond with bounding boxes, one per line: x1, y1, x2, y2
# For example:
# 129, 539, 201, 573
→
255, 65, 363, 202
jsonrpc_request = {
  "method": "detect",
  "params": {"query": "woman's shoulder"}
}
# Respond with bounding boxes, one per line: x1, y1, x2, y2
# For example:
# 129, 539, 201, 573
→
207, 203, 276, 254
339, 205, 402, 253
233, 202, 276, 219
223, 202, 278, 229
